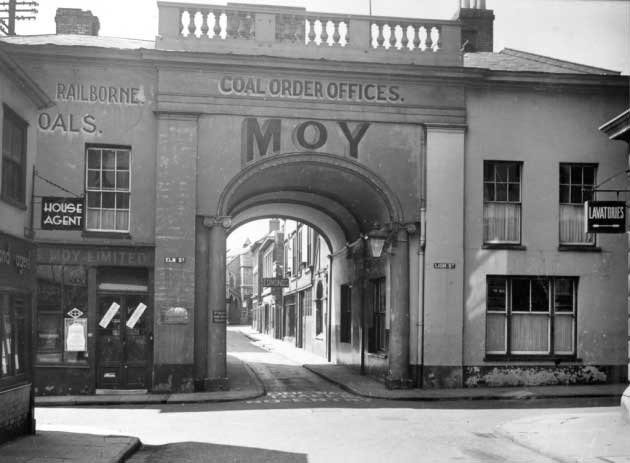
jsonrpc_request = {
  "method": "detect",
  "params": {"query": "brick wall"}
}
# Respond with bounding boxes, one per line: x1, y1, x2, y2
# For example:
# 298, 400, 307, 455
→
55, 8, 100, 36
0, 384, 32, 443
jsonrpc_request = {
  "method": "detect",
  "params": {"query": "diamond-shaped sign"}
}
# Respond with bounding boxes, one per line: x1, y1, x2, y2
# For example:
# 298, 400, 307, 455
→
67, 308, 83, 319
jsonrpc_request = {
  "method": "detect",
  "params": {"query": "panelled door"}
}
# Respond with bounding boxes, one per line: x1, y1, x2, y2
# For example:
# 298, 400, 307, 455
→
96, 293, 152, 390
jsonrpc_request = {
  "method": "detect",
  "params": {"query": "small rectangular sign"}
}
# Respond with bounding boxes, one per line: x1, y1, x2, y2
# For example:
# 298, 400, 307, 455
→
262, 277, 289, 287
433, 263, 456, 269
212, 311, 227, 323
65, 318, 87, 352
164, 257, 186, 263
585, 200, 626, 233
99, 302, 120, 328
41, 197, 84, 230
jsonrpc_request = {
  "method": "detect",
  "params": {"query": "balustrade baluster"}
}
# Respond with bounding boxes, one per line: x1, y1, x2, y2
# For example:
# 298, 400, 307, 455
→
213, 10, 222, 38
320, 19, 329, 45
432, 27, 440, 51
201, 10, 210, 38
295, 17, 305, 43
425, 26, 433, 51
187, 9, 197, 37
307, 18, 316, 44
401, 25, 409, 50
412, 26, 420, 50
332, 20, 341, 46
376, 22, 385, 48
389, 24, 397, 49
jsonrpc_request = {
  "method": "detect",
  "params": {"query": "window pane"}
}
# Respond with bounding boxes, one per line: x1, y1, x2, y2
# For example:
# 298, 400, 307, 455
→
102, 192, 115, 208
531, 279, 549, 311
483, 183, 494, 201
554, 278, 574, 311
87, 209, 100, 229
583, 189, 594, 202
87, 149, 101, 169
87, 192, 100, 208
560, 204, 594, 245
487, 277, 506, 311
583, 167, 595, 186
496, 183, 507, 202
102, 210, 116, 229
116, 150, 129, 169
495, 164, 508, 183
508, 163, 520, 182
483, 163, 494, 182
512, 279, 530, 311
102, 170, 116, 189
511, 313, 549, 353
116, 172, 129, 190
102, 149, 116, 169
570, 186, 582, 204
87, 170, 101, 189
554, 315, 574, 354
559, 185, 570, 204
37, 313, 62, 363
483, 203, 521, 243
559, 164, 570, 184
571, 166, 582, 184
116, 193, 129, 209
508, 184, 520, 202
486, 313, 506, 353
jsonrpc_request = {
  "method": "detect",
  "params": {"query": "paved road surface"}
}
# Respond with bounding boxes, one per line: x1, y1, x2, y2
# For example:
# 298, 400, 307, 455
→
36, 328, 618, 463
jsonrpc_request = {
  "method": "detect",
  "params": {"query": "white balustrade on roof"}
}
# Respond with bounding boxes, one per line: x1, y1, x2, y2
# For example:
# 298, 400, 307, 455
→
156, 2, 462, 66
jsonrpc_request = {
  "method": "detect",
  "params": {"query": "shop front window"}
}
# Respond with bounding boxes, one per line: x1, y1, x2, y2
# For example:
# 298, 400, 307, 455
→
36, 265, 88, 364
0, 293, 27, 380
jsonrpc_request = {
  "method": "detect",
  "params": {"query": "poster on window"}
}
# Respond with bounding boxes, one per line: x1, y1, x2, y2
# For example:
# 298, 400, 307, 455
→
99, 302, 120, 328
126, 302, 147, 328
41, 197, 84, 230
64, 318, 87, 351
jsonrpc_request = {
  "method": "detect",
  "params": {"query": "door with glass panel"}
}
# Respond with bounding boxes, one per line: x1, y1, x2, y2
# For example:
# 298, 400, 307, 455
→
96, 293, 151, 390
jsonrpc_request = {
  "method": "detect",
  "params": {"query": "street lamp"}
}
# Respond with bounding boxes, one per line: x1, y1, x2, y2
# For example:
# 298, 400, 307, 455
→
365, 226, 389, 258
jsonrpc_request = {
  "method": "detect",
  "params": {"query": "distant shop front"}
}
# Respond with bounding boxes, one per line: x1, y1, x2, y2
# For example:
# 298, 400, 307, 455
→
34, 244, 154, 395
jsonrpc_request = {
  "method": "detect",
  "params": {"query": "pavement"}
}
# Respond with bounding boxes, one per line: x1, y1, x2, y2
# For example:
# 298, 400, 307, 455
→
0, 325, 628, 463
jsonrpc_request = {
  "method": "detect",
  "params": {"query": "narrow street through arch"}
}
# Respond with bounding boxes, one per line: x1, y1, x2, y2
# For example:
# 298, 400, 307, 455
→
227, 326, 371, 405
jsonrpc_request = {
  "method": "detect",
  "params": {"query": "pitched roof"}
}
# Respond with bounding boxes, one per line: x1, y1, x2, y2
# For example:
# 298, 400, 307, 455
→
464, 48, 620, 75
0, 34, 155, 50
0, 35, 622, 76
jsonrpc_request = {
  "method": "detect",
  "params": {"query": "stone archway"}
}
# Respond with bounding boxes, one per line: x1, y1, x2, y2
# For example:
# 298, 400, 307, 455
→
197, 151, 411, 389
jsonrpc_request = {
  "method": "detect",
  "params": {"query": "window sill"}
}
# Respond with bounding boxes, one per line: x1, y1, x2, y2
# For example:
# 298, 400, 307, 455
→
1, 195, 26, 210
35, 363, 89, 369
482, 243, 526, 251
558, 245, 601, 253
367, 352, 388, 359
82, 231, 131, 240
484, 354, 580, 363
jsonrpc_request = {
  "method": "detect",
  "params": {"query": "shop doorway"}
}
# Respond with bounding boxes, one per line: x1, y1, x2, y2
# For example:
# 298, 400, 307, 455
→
96, 293, 152, 391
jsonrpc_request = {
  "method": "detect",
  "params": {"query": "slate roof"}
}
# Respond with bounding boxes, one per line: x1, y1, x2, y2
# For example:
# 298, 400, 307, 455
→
0, 34, 155, 50
464, 48, 620, 75
0, 35, 622, 76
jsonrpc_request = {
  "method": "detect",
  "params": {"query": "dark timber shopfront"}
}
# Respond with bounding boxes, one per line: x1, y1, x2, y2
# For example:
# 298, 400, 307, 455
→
34, 245, 153, 394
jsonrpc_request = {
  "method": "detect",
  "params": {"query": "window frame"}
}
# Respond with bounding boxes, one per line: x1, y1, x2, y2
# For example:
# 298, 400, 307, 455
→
85, 144, 131, 233
559, 163, 597, 247
1, 104, 28, 208
485, 275, 577, 360
0, 292, 29, 387
483, 160, 523, 246
369, 277, 387, 354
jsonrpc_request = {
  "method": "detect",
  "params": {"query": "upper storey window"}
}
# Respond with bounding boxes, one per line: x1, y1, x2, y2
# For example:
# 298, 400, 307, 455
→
483, 161, 522, 244
1, 105, 28, 207
85, 145, 131, 232
559, 163, 596, 246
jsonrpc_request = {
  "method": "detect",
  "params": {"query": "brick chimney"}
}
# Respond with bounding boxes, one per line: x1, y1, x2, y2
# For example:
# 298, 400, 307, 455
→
268, 218, 281, 233
55, 8, 100, 36
455, 0, 494, 52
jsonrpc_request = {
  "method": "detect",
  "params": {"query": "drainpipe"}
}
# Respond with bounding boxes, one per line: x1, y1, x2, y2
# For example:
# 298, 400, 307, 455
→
418, 208, 426, 387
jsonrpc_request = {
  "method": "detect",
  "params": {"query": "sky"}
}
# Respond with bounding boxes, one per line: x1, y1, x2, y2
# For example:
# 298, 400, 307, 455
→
10, 0, 630, 249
